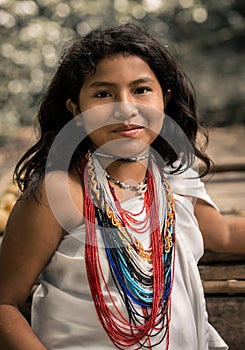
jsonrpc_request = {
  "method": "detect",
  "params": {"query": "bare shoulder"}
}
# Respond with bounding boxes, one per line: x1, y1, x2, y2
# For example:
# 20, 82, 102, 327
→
44, 168, 84, 230
0, 169, 83, 307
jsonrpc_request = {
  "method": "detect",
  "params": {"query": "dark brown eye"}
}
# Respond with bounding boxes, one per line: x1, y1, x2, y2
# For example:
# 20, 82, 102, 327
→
95, 91, 112, 98
134, 87, 150, 94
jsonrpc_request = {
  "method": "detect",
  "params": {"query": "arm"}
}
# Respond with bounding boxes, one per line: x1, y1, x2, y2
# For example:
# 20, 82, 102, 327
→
194, 198, 245, 254
0, 184, 63, 349
0, 304, 46, 350
0, 171, 83, 350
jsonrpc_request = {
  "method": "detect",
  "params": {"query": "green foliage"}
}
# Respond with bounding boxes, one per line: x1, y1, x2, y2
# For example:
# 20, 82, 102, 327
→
0, 0, 244, 135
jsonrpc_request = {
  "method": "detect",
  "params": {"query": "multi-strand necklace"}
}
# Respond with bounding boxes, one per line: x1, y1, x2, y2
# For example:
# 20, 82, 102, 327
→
81, 151, 176, 349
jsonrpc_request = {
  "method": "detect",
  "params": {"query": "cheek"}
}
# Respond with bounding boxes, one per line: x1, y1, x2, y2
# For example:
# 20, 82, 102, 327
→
145, 107, 164, 132
81, 118, 96, 135
80, 104, 115, 133
149, 94, 164, 111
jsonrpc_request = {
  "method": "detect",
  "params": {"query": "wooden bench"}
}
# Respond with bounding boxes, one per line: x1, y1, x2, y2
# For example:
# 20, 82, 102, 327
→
199, 251, 245, 349
199, 161, 245, 349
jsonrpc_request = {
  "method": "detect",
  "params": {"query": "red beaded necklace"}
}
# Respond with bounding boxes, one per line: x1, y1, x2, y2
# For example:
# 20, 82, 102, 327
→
81, 152, 176, 349
108, 179, 151, 235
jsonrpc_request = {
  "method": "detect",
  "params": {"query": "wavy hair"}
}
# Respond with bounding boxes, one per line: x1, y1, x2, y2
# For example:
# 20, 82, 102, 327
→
14, 23, 211, 197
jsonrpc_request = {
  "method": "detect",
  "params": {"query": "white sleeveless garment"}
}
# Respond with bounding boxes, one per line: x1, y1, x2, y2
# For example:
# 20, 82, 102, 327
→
31, 167, 229, 350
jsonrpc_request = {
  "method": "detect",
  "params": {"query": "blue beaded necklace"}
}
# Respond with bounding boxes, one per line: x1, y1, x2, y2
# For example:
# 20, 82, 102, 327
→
82, 151, 176, 349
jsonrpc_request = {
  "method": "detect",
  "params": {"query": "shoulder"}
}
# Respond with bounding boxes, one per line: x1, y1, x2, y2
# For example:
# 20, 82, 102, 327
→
165, 164, 218, 210
0, 169, 84, 306
0, 177, 67, 306
7, 168, 84, 237
42, 168, 84, 232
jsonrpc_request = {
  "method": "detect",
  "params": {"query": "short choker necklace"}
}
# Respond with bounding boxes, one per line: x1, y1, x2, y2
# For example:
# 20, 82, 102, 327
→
94, 151, 150, 162
105, 172, 147, 196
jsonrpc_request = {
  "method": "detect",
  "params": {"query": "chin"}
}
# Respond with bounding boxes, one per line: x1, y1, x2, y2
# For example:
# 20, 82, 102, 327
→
97, 139, 151, 158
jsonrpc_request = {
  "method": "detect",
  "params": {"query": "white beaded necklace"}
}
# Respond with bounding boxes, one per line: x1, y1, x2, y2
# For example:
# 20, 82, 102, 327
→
105, 173, 147, 196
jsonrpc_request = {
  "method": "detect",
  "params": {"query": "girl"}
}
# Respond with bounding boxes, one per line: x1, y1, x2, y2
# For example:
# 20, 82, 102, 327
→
0, 23, 244, 350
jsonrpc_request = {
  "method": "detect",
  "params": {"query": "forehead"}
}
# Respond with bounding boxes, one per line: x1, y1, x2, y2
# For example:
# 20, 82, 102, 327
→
97, 54, 149, 68
83, 54, 158, 86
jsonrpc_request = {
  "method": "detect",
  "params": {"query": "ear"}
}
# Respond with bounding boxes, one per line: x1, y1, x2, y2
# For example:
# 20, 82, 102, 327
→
164, 89, 171, 106
66, 98, 80, 116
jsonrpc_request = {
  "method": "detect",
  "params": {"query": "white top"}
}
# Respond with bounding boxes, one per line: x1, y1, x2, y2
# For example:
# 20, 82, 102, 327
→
31, 167, 228, 350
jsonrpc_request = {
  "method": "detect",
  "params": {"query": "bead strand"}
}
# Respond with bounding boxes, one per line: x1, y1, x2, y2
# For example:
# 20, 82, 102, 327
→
106, 173, 147, 195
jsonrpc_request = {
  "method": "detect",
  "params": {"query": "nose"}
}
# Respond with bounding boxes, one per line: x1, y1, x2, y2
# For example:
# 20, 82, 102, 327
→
113, 102, 138, 120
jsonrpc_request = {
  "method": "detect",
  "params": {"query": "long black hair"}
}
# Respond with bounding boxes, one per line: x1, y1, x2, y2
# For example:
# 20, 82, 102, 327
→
14, 23, 211, 197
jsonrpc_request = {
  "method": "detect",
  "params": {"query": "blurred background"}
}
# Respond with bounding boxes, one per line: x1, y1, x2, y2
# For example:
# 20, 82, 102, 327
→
0, 0, 244, 217
0, 2, 244, 347
0, 0, 244, 136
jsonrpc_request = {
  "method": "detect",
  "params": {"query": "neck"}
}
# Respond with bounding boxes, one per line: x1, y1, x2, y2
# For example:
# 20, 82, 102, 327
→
94, 150, 150, 163
114, 160, 149, 202
106, 160, 148, 183
96, 154, 149, 203
93, 149, 150, 179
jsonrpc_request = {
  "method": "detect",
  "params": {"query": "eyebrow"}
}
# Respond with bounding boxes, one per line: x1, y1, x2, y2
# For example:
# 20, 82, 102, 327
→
88, 77, 155, 89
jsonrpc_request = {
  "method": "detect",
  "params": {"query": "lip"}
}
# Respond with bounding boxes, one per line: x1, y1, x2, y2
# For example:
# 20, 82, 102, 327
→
112, 124, 144, 137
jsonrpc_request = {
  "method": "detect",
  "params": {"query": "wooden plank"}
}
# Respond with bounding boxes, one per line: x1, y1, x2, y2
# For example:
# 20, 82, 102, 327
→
200, 250, 245, 264
199, 264, 245, 280
201, 162, 245, 173
202, 280, 245, 294
206, 296, 245, 350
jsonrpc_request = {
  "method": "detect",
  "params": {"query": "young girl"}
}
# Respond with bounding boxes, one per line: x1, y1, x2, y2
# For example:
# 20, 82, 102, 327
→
0, 23, 244, 350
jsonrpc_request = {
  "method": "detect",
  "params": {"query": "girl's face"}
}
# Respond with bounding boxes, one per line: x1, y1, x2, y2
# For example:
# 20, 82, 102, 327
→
68, 55, 170, 157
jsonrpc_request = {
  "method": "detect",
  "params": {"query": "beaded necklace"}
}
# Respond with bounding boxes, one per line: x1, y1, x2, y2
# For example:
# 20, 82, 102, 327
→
105, 173, 147, 197
81, 151, 176, 349
94, 150, 150, 162
108, 179, 151, 235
